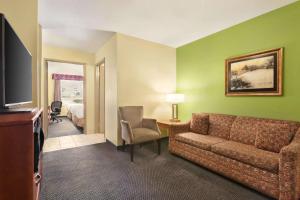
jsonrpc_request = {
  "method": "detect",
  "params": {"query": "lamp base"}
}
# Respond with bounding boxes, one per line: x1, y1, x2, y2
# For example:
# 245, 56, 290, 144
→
169, 119, 181, 122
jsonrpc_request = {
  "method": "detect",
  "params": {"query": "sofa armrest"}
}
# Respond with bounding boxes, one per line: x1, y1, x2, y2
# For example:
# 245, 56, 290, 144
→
169, 121, 191, 139
142, 118, 161, 135
120, 120, 134, 144
279, 129, 300, 200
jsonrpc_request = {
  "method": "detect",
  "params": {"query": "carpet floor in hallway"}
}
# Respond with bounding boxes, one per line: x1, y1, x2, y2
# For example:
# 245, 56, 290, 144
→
48, 117, 83, 138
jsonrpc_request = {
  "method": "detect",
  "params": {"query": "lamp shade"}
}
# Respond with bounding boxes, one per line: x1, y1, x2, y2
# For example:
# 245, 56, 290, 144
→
166, 93, 185, 103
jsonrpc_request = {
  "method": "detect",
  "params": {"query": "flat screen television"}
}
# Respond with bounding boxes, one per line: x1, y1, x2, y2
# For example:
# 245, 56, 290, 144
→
0, 13, 32, 108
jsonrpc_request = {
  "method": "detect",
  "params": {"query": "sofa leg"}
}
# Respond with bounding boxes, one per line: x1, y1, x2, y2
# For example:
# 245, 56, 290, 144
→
130, 144, 134, 162
157, 139, 161, 155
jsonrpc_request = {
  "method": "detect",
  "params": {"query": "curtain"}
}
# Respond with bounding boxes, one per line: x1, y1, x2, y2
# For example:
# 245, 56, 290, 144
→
52, 73, 83, 81
54, 79, 61, 101
52, 73, 83, 102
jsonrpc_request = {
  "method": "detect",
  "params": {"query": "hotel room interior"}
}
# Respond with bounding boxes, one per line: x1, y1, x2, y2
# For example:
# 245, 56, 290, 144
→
0, 0, 300, 200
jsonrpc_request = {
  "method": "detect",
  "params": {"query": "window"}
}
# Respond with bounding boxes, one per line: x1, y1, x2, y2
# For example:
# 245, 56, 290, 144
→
61, 80, 83, 102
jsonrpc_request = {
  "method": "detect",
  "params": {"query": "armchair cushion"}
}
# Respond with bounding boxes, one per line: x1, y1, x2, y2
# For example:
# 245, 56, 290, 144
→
175, 132, 226, 150
132, 128, 160, 144
211, 141, 279, 173
119, 106, 143, 128
142, 118, 160, 133
190, 113, 209, 134
255, 122, 292, 153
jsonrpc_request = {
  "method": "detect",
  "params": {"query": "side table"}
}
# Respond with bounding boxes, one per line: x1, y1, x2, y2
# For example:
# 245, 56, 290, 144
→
157, 120, 187, 138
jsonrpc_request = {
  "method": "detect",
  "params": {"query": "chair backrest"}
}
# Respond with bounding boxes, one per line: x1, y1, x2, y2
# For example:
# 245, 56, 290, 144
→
119, 106, 143, 129
51, 101, 62, 113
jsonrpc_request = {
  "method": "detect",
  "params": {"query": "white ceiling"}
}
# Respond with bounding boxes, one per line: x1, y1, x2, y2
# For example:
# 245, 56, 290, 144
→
39, 0, 296, 50
42, 27, 114, 53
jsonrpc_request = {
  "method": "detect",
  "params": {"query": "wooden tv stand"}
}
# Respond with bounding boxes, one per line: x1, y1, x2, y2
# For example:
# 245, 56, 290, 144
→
0, 108, 43, 200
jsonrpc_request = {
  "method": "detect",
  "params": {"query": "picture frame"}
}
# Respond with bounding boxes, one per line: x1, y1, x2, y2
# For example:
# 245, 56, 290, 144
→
225, 48, 283, 96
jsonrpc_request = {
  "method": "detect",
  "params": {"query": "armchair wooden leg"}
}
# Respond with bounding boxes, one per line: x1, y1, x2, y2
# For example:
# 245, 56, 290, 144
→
122, 140, 126, 151
130, 144, 134, 162
157, 139, 161, 155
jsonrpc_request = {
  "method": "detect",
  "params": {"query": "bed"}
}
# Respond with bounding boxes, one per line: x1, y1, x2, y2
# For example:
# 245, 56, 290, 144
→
65, 101, 84, 128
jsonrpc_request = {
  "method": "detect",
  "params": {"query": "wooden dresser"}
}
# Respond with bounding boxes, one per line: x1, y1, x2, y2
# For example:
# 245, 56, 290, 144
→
0, 108, 43, 200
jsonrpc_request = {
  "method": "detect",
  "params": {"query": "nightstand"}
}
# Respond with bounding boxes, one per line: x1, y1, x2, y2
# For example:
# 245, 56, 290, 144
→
157, 120, 187, 138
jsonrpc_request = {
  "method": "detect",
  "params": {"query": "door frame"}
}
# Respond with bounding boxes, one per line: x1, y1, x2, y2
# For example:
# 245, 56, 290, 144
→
95, 58, 105, 134
43, 58, 87, 137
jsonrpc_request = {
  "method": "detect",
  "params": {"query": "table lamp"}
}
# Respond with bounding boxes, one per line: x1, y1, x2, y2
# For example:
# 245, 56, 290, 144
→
166, 93, 185, 122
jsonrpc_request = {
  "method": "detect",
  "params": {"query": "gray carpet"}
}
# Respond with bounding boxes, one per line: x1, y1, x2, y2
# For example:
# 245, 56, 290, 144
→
40, 140, 273, 200
47, 117, 83, 138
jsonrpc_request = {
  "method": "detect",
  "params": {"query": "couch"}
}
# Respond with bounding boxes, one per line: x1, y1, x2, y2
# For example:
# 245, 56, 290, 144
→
169, 113, 300, 200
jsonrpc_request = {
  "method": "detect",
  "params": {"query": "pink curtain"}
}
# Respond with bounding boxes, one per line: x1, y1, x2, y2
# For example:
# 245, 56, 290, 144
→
54, 79, 61, 101
52, 73, 83, 81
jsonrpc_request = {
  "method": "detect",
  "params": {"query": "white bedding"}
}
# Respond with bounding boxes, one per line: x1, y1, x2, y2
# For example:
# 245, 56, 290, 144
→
65, 102, 84, 119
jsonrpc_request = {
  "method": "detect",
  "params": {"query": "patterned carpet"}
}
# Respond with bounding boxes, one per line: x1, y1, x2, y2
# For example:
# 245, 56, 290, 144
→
40, 140, 273, 200
47, 117, 83, 138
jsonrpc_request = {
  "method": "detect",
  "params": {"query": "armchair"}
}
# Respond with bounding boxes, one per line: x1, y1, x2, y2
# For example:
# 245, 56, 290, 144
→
119, 106, 161, 162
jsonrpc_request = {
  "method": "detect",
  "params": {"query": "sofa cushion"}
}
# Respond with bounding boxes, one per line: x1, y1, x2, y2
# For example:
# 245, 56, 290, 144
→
190, 113, 209, 134
211, 141, 279, 173
175, 132, 227, 150
255, 123, 292, 153
230, 116, 300, 146
208, 113, 236, 139
132, 128, 160, 143
230, 116, 259, 145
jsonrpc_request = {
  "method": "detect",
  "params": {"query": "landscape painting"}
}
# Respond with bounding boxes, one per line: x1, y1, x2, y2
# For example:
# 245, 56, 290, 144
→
225, 48, 283, 96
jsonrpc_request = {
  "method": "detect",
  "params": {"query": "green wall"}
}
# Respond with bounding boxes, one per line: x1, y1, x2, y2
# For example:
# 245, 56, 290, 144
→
177, 2, 300, 122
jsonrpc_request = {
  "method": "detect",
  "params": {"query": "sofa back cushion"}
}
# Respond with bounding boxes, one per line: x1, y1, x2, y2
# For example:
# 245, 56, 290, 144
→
255, 122, 293, 153
190, 113, 209, 134
230, 116, 300, 146
230, 116, 258, 145
208, 113, 236, 139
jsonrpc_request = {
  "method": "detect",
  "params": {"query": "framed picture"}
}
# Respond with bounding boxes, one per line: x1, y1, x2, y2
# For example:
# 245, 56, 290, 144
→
225, 48, 283, 96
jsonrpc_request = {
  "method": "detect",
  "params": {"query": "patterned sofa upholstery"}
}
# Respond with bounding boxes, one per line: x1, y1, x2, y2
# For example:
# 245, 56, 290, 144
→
169, 113, 300, 200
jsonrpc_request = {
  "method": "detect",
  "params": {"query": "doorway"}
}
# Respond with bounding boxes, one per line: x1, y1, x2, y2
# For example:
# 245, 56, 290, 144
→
95, 60, 105, 134
43, 59, 106, 152
44, 60, 87, 138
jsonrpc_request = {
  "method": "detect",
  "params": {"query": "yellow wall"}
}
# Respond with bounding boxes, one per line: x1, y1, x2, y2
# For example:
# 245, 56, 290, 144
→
95, 35, 118, 144
0, 0, 39, 106
117, 33, 176, 119
95, 33, 176, 145
42, 45, 95, 134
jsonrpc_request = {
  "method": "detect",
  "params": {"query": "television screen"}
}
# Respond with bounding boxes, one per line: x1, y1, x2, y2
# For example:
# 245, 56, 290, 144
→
0, 14, 32, 108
